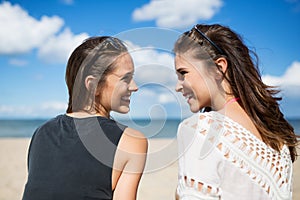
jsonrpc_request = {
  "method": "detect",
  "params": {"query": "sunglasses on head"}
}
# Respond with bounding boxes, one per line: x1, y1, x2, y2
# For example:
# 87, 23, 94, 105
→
193, 25, 225, 55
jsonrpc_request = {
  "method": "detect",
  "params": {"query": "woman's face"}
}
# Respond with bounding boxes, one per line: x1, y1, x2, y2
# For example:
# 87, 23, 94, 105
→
175, 54, 217, 112
99, 53, 138, 114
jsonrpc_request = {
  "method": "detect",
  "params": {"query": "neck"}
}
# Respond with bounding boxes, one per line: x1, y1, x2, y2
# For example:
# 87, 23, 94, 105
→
67, 110, 109, 118
211, 96, 240, 111
223, 97, 240, 108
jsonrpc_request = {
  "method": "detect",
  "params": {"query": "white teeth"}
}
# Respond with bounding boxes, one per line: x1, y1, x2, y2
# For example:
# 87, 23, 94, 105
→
185, 94, 193, 99
121, 96, 130, 101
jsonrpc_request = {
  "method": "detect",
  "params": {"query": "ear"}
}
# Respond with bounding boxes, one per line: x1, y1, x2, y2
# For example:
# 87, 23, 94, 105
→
85, 75, 96, 91
215, 57, 228, 74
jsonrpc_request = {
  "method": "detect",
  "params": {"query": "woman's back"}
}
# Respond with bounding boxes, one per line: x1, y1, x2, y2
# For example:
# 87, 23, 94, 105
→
177, 112, 293, 200
22, 114, 125, 200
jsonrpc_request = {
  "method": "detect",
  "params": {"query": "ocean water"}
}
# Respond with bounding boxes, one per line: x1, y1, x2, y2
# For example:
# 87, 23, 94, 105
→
0, 118, 299, 138
0, 119, 48, 138
118, 119, 181, 138
0, 118, 181, 138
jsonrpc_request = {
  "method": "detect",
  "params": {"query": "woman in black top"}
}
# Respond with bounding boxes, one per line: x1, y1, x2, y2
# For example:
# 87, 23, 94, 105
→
22, 36, 148, 200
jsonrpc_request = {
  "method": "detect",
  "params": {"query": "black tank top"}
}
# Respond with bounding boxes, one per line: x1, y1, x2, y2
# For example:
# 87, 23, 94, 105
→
22, 114, 126, 200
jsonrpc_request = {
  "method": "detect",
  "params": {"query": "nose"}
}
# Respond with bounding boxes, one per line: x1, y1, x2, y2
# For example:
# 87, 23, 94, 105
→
129, 79, 138, 92
175, 80, 183, 92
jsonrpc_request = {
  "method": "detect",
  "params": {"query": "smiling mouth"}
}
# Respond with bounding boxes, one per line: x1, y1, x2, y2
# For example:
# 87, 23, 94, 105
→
121, 96, 131, 102
183, 93, 193, 100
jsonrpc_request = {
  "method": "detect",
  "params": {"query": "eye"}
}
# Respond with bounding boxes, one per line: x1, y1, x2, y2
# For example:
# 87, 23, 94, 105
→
121, 74, 133, 83
179, 71, 187, 76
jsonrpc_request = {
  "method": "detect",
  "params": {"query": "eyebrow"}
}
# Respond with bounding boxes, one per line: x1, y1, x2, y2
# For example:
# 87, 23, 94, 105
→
120, 72, 134, 78
176, 68, 187, 73
112, 71, 134, 78
123, 72, 134, 76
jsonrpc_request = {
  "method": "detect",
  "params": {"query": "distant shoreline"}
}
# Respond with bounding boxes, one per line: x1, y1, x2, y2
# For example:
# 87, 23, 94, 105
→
0, 118, 300, 138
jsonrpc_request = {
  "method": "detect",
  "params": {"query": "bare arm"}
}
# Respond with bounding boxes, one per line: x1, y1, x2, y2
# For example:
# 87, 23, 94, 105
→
175, 190, 179, 200
112, 127, 148, 200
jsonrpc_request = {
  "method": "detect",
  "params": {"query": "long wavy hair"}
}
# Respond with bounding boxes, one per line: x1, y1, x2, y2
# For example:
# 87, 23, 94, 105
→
174, 24, 299, 162
65, 36, 128, 115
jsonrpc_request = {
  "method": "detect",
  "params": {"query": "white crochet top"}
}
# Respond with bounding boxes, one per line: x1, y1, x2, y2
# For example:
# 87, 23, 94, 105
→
176, 111, 293, 200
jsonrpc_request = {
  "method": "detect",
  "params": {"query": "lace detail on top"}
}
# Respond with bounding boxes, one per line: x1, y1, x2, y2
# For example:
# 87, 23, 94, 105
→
177, 175, 222, 199
177, 114, 223, 200
196, 111, 293, 200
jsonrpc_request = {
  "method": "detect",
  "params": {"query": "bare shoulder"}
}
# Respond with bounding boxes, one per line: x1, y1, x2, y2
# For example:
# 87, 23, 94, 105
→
119, 127, 148, 154
124, 127, 146, 139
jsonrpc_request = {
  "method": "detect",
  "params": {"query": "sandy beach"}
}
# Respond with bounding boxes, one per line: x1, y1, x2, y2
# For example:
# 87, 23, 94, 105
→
0, 138, 299, 200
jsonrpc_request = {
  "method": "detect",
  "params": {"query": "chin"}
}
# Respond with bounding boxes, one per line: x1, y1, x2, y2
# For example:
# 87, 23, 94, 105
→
114, 106, 130, 114
187, 101, 201, 113
189, 106, 200, 113
190, 108, 200, 113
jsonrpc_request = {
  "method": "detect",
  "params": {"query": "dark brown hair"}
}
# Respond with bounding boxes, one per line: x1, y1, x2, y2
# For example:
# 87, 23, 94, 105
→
174, 24, 299, 162
65, 36, 128, 114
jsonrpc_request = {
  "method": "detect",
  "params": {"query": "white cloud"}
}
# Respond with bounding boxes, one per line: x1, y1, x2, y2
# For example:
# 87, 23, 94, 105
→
158, 93, 177, 104
40, 101, 67, 111
125, 40, 176, 86
262, 61, 300, 97
132, 0, 223, 29
0, 1, 89, 63
134, 88, 177, 105
8, 58, 28, 67
38, 28, 89, 63
0, 1, 63, 54
0, 101, 67, 118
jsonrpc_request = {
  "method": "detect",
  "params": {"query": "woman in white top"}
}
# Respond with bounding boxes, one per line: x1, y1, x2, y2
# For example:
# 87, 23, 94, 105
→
174, 24, 299, 200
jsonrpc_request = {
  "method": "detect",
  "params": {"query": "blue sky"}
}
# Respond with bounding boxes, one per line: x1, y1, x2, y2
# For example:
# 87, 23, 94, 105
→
0, 0, 300, 119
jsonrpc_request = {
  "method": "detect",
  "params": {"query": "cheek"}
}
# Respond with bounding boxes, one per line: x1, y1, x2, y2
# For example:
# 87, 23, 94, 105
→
110, 83, 126, 100
190, 74, 212, 99
99, 90, 111, 107
99, 83, 115, 105
184, 74, 206, 91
